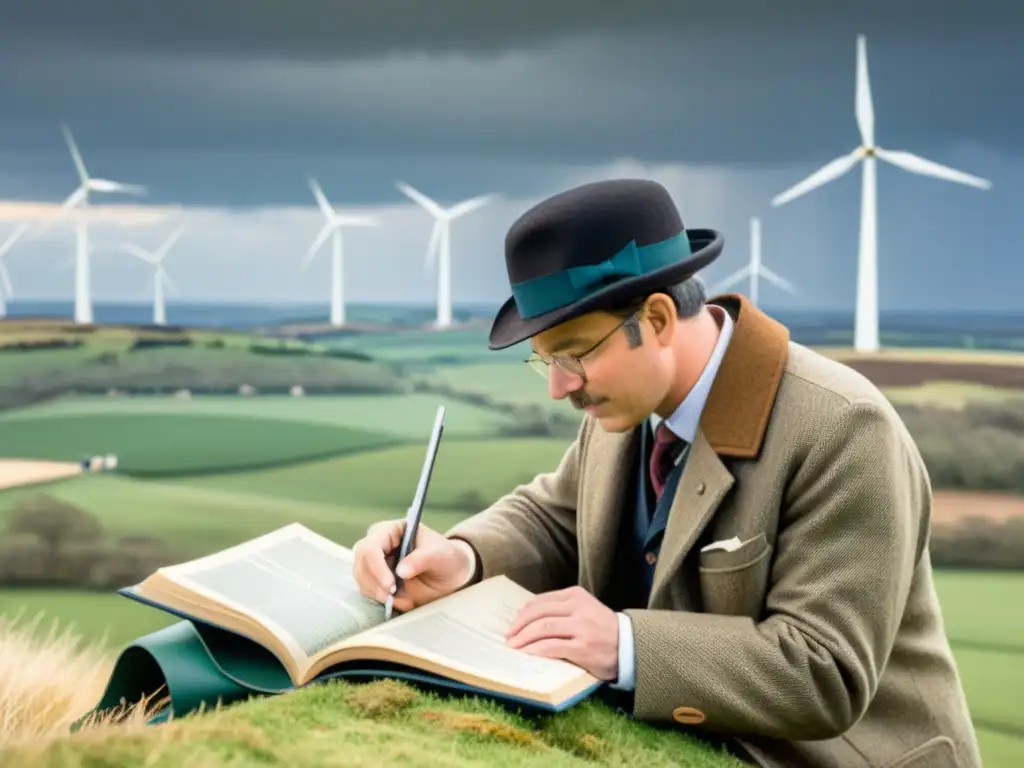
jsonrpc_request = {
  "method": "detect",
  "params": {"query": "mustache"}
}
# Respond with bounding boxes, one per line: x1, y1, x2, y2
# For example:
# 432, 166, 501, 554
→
569, 390, 606, 409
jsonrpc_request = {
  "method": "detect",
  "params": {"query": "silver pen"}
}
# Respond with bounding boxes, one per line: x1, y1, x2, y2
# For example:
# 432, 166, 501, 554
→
383, 405, 445, 621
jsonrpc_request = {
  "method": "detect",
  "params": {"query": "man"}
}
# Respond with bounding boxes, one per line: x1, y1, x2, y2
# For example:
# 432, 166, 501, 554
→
352, 179, 980, 767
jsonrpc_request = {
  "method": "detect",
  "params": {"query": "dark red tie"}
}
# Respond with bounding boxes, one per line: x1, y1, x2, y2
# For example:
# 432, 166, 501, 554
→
649, 422, 680, 498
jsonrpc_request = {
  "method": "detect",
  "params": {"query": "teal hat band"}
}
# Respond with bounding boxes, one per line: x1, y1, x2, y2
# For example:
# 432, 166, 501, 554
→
510, 230, 692, 319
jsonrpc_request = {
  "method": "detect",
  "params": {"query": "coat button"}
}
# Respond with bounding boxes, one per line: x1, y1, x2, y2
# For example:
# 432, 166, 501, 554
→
644, 551, 657, 565
696, 481, 706, 495
672, 706, 705, 725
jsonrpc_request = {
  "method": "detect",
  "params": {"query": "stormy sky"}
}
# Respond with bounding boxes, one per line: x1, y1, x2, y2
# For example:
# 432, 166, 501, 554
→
0, 0, 1020, 314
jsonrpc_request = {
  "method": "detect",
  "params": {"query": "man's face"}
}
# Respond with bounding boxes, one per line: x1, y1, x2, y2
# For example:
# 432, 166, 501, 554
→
528, 303, 675, 433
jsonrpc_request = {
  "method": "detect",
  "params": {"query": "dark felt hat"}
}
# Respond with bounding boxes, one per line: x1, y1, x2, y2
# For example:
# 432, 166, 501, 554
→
488, 178, 723, 350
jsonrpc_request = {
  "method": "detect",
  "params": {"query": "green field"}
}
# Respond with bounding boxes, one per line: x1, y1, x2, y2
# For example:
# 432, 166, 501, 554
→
0, 394, 526, 475
171, 437, 572, 509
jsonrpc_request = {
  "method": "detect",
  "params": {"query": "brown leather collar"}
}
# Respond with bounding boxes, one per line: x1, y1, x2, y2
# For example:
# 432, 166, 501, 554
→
699, 293, 790, 459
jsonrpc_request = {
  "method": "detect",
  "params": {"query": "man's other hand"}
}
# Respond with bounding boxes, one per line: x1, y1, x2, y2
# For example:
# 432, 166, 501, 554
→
505, 585, 620, 681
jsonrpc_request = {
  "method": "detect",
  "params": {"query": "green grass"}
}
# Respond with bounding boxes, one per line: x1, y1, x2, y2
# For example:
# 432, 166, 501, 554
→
170, 437, 573, 509
932, 570, 1024, 652
0, 678, 747, 767
0, 393, 502, 433
0, 412, 398, 475
0, 393, 523, 475
0, 473, 471, 559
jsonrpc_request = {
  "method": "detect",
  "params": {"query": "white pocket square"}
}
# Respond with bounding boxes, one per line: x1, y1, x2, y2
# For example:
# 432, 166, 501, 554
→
700, 536, 743, 554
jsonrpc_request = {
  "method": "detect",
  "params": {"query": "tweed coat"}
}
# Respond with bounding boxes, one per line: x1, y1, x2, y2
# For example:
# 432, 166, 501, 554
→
446, 294, 981, 768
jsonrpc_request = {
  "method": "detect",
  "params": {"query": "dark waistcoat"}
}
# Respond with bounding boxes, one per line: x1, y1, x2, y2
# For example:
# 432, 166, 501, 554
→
598, 421, 690, 613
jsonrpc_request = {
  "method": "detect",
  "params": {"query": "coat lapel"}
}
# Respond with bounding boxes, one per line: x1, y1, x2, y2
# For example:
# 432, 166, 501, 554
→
576, 293, 792, 604
577, 426, 636, 597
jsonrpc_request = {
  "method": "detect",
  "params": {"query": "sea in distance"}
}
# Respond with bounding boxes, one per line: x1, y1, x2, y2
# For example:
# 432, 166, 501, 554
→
2, 300, 1023, 353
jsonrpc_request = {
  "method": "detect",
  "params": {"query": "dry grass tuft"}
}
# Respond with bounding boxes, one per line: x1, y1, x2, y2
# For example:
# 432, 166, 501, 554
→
344, 679, 419, 719
419, 709, 543, 748
571, 733, 608, 760
0, 610, 165, 752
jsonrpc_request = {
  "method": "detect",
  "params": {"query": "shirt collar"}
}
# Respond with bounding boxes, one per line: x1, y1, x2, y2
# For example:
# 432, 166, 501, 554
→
649, 304, 734, 443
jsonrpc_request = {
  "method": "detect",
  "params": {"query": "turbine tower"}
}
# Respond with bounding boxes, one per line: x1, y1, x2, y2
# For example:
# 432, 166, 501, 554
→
709, 217, 795, 306
770, 35, 991, 353
303, 178, 378, 327
118, 224, 184, 325
395, 181, 495, 329
59, 123, 147, 324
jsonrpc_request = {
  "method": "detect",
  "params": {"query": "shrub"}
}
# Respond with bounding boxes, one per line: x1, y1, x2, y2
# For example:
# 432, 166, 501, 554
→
894, 401, 1024, 494
128, 337, 193, 351
930, 517, 1024, 570
0, 495, 178, 590
4, 496, 104, 560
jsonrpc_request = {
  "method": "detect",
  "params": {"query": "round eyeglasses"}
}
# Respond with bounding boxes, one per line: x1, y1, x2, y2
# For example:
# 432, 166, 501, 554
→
524, 314, 638, 380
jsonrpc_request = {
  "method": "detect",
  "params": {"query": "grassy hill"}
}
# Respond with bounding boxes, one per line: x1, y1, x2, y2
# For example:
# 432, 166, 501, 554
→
0, 610, 745, 767
2, 573, 1022, 766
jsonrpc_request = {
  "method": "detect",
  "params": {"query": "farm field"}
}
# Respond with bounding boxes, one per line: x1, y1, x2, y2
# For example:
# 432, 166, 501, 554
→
0, 394, 524, 475
0, 570, 1019, 766
169, 437, 573, 510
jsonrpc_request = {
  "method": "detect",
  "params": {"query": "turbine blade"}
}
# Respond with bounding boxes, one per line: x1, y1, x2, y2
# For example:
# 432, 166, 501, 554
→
425, 221, 442, 269
855, 35, 875, 148
396, 181, 445, 218
771, 149, 861, 206
155, 223, 185, 259
447, 194, 496, 219
88, 179, 147, 195
874, 148, 992, 190
60, 123, 89, 184
120, 243, 156, 263
303, 224, 333, 267
61, 187, 88, 209
309, 177, 336, 221
0, 222, 29, 259
760, 266, 798, 293
336, 214, 379, 227
160, 266, 180, 295
708, 265, 750, 293
0, 261, 12, 297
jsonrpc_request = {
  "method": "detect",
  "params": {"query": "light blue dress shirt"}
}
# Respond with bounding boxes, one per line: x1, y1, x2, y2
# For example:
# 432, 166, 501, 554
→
610, 304, 735, 691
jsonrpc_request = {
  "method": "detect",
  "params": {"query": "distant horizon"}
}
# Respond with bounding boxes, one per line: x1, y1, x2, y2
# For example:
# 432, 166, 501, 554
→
5, 297, 1024, 317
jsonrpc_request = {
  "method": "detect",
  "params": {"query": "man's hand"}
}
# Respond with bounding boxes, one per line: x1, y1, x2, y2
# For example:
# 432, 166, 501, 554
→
505, 585, 620, 681
351, 520, 477, 613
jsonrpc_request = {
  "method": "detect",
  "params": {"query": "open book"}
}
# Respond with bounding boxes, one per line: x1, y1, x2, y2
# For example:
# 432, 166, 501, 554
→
81, 523, 603, 726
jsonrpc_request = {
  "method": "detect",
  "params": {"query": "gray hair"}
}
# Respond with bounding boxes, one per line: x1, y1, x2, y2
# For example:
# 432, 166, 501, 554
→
605, 277, 707, 346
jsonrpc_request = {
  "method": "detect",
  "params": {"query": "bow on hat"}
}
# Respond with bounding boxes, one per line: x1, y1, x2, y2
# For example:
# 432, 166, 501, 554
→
510, 230, 693, 319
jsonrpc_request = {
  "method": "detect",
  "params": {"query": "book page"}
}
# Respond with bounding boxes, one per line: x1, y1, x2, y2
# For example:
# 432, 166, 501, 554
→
345, 576, 597, 697
162, 524, 384, 664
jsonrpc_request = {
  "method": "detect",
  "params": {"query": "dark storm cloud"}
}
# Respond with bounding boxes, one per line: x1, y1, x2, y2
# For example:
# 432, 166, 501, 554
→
0, 0, 1020, 175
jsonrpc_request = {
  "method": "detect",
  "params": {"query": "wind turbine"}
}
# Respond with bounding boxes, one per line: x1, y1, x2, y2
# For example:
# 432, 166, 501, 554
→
303, 178, 378, 327
395, 182, 495, 329
709, 217, 796, 306
59, 122, 147, 324
770, 35, 992, 353
118, 224, 184, 325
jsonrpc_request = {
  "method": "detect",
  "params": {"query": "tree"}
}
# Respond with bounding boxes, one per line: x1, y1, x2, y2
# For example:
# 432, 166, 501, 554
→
5, 494, 104, 559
